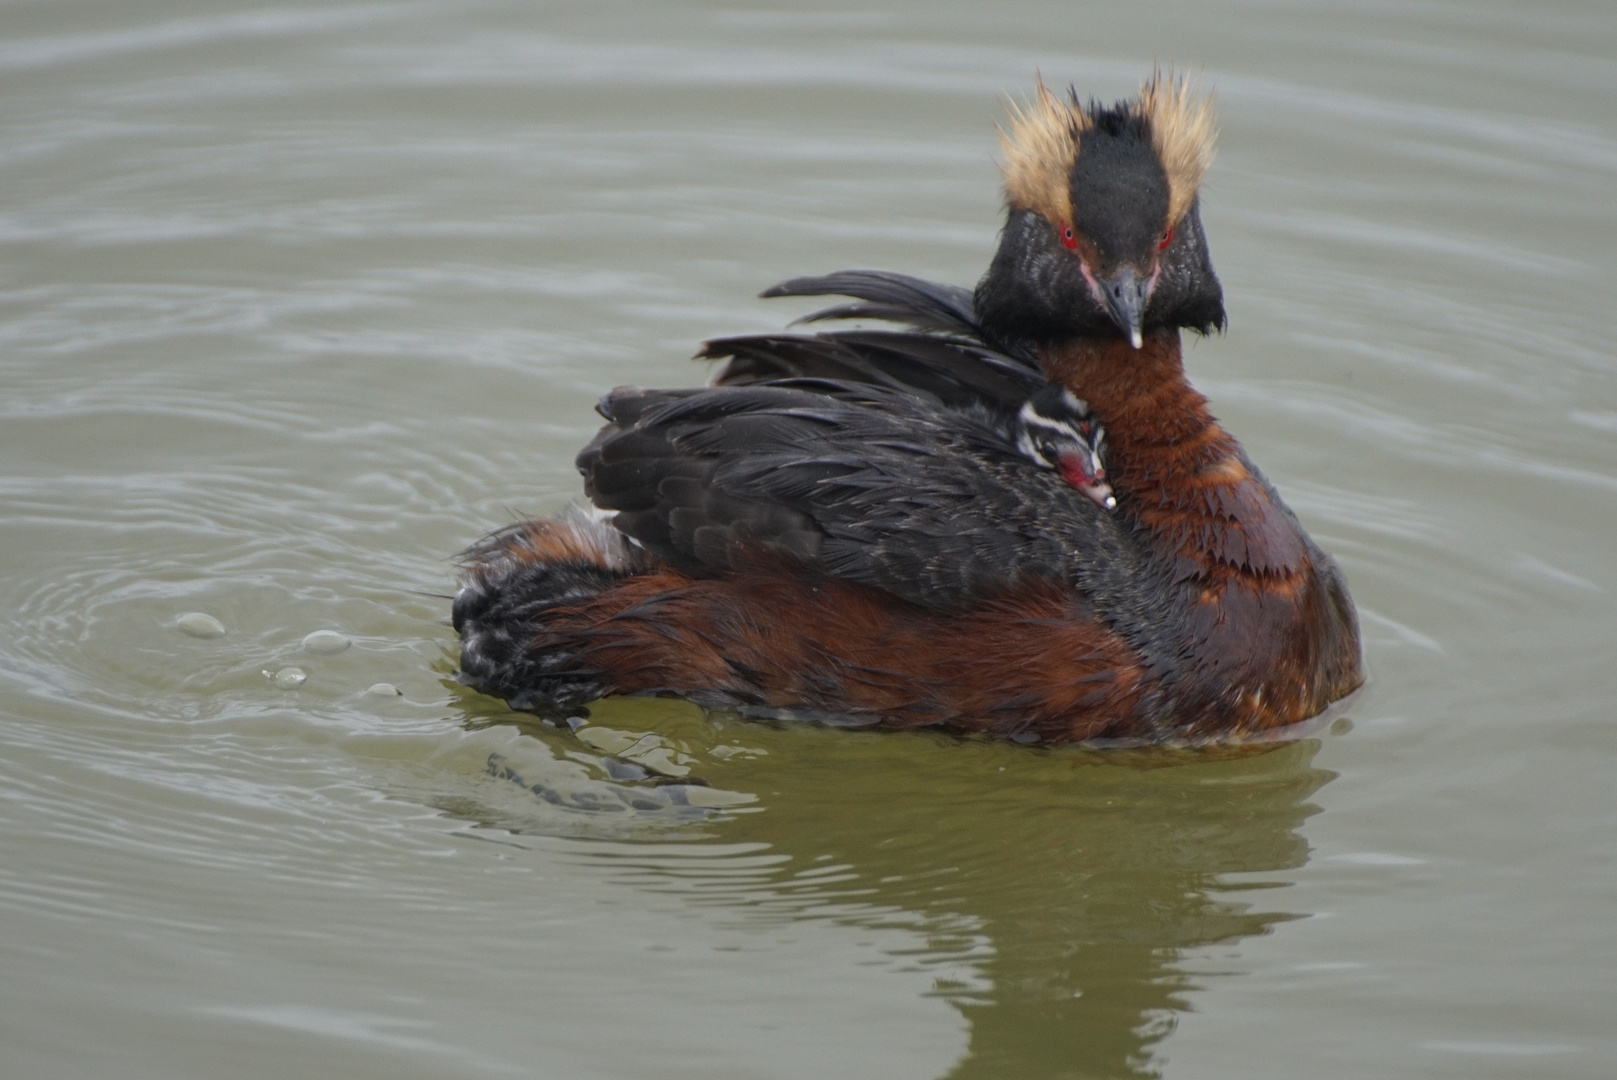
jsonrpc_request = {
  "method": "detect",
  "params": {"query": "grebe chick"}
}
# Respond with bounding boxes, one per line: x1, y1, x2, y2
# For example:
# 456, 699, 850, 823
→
1014, 384, 1115, 511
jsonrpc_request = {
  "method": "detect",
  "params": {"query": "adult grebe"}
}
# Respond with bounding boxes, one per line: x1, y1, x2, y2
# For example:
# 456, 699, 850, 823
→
453, 76, 1363, 744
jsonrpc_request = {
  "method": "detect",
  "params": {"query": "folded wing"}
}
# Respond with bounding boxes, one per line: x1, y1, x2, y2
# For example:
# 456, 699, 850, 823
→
579, 379, 1141, 610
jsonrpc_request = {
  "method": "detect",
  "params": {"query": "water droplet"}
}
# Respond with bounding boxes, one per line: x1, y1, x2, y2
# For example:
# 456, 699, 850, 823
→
365, 682, 402, 697
302, 630, 349, 655
176, 612, 226, 639
270, 667, 307, 689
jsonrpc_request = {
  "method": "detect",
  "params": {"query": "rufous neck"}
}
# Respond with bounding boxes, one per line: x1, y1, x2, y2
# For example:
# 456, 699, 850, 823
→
1039, 331, 1237, 500
1041, 332, 1358, 737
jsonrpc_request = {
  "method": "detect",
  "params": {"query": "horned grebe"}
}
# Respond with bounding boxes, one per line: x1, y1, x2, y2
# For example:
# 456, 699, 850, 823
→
452, 75, 1363, 744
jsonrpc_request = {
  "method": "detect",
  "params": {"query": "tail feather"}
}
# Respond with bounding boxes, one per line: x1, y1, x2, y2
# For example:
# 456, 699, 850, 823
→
453, 512, 646, 712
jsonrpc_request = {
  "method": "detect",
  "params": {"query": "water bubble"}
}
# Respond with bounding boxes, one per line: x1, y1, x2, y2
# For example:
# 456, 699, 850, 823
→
365, 682, 402, 697
302, 630, 350, 655
270, 666, 307, 689
176, 612, 227, 639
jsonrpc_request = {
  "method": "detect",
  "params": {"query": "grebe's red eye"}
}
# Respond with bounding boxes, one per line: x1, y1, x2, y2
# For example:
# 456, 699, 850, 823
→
1157, 225, 1174, 251
1060, 222, 1078, 251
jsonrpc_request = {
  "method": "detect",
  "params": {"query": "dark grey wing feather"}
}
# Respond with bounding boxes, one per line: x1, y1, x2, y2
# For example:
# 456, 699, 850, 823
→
699, 269, 1045, 422
756, 269, 1041, 371
700, 330, 1043, 415
578, 381, 1145, 608
761, 270, 982, 338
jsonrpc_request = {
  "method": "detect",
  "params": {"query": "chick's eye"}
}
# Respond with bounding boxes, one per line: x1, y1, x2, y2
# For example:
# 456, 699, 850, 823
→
1157, 225, 1174, 251
1060, 222, 1078, 251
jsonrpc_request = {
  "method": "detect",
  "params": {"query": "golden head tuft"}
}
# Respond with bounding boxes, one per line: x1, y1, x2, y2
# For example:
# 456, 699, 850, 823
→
998, 77, 1087, 226
1138, 71, 1217, 226
998, 73, 1217, 230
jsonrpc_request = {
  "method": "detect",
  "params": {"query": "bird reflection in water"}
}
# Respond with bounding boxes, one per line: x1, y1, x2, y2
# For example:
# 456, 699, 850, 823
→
452, 697, 1334, 1080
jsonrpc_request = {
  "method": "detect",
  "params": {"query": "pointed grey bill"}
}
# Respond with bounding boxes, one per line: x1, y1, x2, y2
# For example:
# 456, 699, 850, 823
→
1098, 267, 1148, 349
